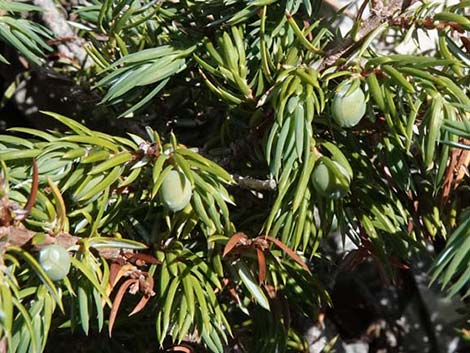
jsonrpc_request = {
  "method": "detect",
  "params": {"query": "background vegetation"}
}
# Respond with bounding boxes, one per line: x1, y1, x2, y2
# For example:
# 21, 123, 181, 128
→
1, 0, 470, 352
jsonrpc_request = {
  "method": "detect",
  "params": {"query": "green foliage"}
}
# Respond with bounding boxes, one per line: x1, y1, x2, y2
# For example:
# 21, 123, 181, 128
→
431, 211, 470, 298
0, 1, 52, 65
1, 0, 470, 352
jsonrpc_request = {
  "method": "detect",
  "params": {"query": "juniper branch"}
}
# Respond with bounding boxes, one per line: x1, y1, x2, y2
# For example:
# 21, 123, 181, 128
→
318, 0, 414, 71
32, 0, 91, 67
233, 175, 277, 191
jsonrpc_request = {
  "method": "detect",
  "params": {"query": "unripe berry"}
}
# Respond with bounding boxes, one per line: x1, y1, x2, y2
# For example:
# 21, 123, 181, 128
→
159, 170, 192, 212
311, 161, 350, 199
39, 245, 71, 281
331, 83, 366, 128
